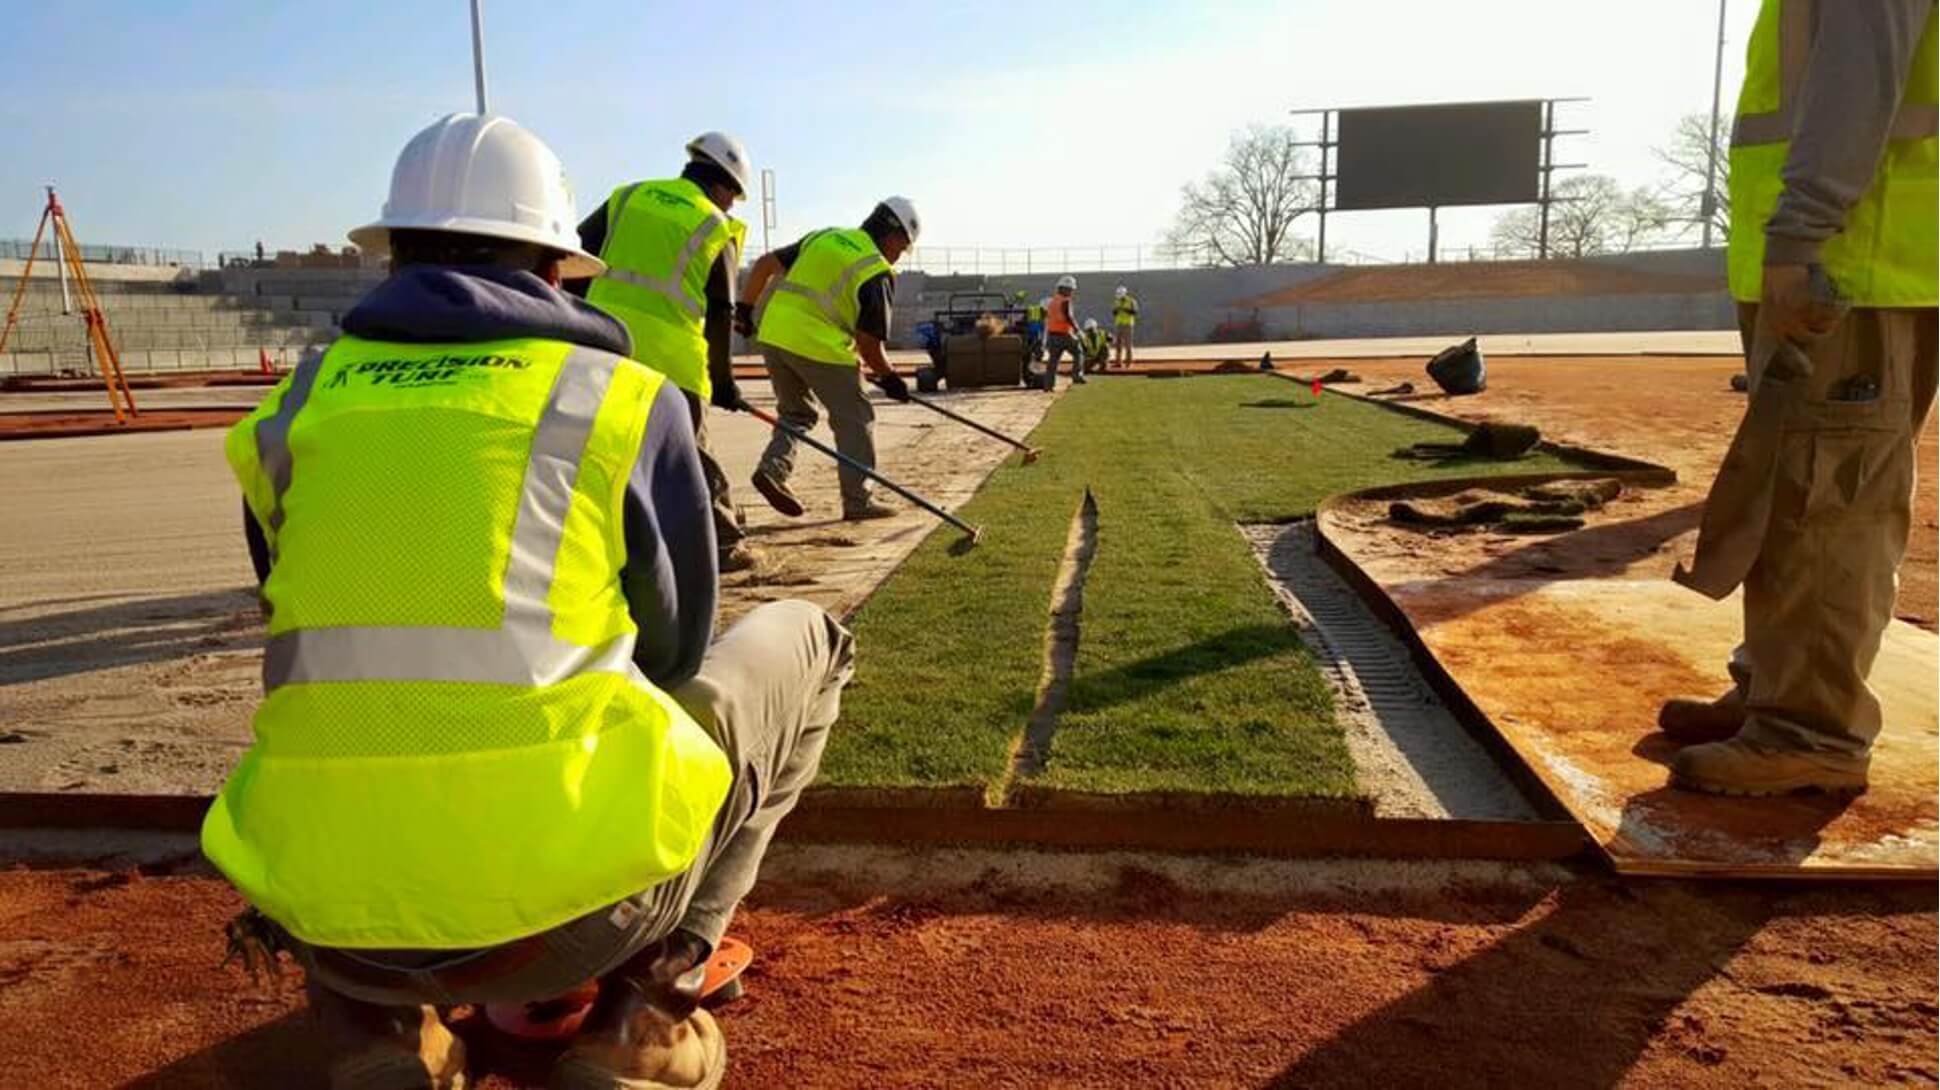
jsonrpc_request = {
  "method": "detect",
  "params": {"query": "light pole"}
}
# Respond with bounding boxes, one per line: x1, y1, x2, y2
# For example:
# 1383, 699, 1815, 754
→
470, 0, 489, 114
1701, 0, 1727, 248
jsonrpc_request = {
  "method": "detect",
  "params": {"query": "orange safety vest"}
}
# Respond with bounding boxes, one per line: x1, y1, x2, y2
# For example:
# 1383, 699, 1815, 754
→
1046, 294, 1076, 335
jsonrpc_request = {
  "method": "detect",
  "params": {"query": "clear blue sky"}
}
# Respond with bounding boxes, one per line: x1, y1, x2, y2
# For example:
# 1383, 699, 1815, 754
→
2, 2, 1757, 264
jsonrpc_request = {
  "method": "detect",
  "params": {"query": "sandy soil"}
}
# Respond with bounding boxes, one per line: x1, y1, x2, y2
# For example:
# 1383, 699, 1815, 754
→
0, 385, 1055, 795
1, 849, 1931, 1089
1326, 354, 1938, 631
1240, 262, 1723, 307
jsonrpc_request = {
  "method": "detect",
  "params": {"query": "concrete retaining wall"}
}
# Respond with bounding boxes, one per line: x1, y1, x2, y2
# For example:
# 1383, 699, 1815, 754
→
885, 248, 1732, 347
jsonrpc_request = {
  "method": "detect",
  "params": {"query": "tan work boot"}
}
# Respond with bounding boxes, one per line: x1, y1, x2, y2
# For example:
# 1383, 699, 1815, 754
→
717, 542, 764, 574
1656, 690, 1746, 745
308, 978, 468, 1090
1669, 736, 1869, 797
842, 498, 896, 522
553, 932, 726, 1090
749, 466, 804, 518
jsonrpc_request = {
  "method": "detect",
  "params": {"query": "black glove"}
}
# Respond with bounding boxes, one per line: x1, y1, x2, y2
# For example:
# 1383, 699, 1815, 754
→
711, 376, 746, 412
732, 301, 756, 337
873, 371, 912, 402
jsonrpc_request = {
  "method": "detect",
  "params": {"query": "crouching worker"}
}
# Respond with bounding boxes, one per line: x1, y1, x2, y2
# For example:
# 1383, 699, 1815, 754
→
204, 114, 854, 1090
1080, 318, 1112, 372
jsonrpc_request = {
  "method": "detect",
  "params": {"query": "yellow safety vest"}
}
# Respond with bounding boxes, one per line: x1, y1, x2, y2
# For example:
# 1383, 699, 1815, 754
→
1727, 0, 1937, 306
587, 179, 747, 399
755, 228, 893, 366
205, 335, 731, 950
1025, 301, 1046, 322
1113, 295, 1138, 326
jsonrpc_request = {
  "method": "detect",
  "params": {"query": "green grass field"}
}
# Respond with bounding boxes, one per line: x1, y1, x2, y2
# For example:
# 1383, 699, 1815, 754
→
821, 375, 1572, 799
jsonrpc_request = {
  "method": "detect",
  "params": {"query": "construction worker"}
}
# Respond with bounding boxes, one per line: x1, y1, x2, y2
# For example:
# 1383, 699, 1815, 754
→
1112, 284, 1140, 367
1081, 317, 1112, 371
207, 114, 855, 1090
1041, 274, 1085, 390
1663, 1, 1936, 796
738, 199, 919, 521
573, 132, 763, 573
1022, 290, 1048, 362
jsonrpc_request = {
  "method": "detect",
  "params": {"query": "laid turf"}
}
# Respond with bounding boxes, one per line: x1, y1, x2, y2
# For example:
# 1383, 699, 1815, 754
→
822, 375, 1573, 797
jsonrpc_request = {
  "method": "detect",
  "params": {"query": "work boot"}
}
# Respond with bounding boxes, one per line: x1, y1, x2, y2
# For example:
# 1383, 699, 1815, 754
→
1656, 690, 1747, 745
842, 498, 897, 522
1669, 736, 1869, 797
749, 466, 804, 518
717, 542, 764, 574
308, 978, 468, 1090
553, 932, 725, 1090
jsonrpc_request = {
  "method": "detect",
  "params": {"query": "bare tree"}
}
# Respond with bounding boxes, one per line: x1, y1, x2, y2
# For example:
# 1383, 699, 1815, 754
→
1653, 112, 1733, 243
1166, 125, 1318, 266
1489, 175, 1672, 259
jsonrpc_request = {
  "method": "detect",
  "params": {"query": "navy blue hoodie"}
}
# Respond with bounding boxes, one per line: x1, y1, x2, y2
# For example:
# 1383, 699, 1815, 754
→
242, 265, 718, 687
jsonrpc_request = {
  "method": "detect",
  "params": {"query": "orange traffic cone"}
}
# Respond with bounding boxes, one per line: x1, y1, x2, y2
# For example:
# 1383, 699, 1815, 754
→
258, 348, 274, 375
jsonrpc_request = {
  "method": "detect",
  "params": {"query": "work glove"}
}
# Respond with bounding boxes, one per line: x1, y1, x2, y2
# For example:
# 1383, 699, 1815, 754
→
732, 301, 756, 338
711, 375, 747, 413
1760, 264, 1845, 344
873, 371, 912, 403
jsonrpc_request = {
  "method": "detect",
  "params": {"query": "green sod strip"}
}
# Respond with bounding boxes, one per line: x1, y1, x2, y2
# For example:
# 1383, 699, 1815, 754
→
1038, 377, 1572, 796
824, 375, 1574, 796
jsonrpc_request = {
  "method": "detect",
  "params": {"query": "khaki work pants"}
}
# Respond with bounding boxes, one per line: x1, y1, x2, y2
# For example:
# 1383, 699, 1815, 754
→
685, 392, 745, 553
295, 600, 856, 1006
1729, 304, 1937, 756
757, 345, 877, 511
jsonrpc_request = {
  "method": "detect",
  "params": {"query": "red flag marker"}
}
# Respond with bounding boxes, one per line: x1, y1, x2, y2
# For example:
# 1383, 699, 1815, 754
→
1311, 379, 1323, 397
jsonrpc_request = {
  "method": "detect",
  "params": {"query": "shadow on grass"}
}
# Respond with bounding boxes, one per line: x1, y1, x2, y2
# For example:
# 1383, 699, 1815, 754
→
1240, 399, 1318, 410
1064, 623, 1304, 716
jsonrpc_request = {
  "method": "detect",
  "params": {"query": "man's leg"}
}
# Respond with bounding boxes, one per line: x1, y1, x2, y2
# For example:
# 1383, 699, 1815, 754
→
685, 392, 750, 565
670, 600, 856, 948
794, 360, 879, 513
1677, 307, 1935, 793
753, 347, 820, 516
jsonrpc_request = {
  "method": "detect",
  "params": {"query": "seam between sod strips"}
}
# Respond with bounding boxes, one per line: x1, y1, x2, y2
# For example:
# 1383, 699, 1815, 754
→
994, 487, 1099, 805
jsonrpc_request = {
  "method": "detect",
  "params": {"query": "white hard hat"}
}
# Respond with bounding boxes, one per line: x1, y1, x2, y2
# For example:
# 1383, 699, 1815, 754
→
1056, 274, 1077, 291
1114, 284, 1128, 297
350, 114, 603, 278
1083, 318, 1099, 331
686, 131, 753, 195
875, 196, 921, 244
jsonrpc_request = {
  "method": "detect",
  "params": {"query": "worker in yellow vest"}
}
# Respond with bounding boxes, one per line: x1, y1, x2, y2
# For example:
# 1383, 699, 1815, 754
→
738, 198, 919, 521
1112, 284, 1140, 368
1081, 318, 1112, 371
208, 114, 855, 1090
1664, 0, 1936, 796
574, 133, 763, 573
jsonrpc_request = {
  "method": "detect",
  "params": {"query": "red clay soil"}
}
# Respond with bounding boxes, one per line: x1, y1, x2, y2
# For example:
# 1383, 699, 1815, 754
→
0, 371, 279, 393
1327, 354, 1939, 631
1240, 261, 1724, 308
0, 408, 249, 440
2, 864, 1933, 1089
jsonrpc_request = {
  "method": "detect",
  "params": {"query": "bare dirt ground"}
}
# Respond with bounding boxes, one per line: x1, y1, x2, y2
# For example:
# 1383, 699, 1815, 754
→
0, 848, 1931, 1089
1327, 354, 1938, 630
0, 384, 1054, 794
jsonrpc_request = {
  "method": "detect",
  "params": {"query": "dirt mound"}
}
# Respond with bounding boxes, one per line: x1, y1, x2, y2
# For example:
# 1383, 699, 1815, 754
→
1241, 260, 1725, 307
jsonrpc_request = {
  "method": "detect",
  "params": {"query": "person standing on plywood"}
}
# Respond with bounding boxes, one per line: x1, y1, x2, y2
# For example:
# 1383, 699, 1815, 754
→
207, 114, 854, 1090
1664, 0, 1936, 796
571, 131, 764, 573
1112, 283, 1140, 368
1041, 274, 1086, 390
739, 198, 919, 521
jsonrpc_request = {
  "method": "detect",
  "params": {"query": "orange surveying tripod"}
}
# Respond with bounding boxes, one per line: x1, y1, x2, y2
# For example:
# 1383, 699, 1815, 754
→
0, 187, 139, 423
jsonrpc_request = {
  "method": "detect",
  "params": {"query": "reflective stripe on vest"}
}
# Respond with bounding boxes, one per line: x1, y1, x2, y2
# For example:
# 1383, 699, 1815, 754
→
206, 335, 731, 950
753, 228, 892, 366
587, 179, 738, 398
1726, 0, 1938, 306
